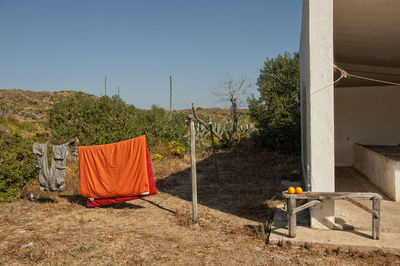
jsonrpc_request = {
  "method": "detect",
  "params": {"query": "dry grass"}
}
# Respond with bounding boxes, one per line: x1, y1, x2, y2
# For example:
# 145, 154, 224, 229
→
2, 148, 399, 265
152, 155, 191, 179
63, 160, 80, 195
174, 209, 195, 226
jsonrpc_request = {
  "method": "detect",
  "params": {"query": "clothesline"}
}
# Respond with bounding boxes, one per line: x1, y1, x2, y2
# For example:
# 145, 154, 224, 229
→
257, 64, 400, 122
334, 64, 400, 87
257, 70, 344, 122
44, 137, 79, 146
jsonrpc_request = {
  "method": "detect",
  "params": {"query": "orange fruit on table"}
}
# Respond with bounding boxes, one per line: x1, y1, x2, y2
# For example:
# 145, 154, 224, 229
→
288, 187, 295, 194
295, 187, 303, 194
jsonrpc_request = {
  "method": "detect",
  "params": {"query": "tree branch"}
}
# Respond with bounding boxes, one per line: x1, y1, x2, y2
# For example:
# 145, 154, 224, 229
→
191, 103, 225, 143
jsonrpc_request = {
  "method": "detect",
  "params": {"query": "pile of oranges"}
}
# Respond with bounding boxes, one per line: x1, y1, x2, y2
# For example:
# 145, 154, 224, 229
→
288, 187, 303, 194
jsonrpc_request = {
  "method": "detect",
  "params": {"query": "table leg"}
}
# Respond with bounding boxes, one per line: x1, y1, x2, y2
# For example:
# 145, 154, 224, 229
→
288, 196, 296, 238
372, 197, 380, 240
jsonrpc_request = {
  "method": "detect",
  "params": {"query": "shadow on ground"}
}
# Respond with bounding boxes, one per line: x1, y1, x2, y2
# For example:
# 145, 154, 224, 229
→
59, 195, 146, 209
59, 195, 86, 206
27, 197, 58, 204
155, 147, 301, 224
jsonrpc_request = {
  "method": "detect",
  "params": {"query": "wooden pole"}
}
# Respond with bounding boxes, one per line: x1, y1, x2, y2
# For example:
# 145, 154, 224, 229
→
209, 121, 219, 183
118, 86, 120, 97
169, 75, 172, 118
104, 76, 107, 96
188, 115, 198, 222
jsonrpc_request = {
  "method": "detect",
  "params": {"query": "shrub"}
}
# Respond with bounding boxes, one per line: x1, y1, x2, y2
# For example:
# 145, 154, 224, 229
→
248, 52, 300, 154
48, 94, 188, 147
138, 105, 187, 147
0, 130, 36, 201
168, 141, 186, 157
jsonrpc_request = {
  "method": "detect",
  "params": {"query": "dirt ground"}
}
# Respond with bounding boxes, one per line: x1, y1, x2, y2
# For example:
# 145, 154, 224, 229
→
1, 149, 400, 265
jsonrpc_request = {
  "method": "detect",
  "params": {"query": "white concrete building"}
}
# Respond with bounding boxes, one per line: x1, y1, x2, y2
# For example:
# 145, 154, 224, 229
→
300, 0, 400, 228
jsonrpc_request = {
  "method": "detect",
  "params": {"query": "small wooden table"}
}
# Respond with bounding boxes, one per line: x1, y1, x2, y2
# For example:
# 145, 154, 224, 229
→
282, 192, 382, 240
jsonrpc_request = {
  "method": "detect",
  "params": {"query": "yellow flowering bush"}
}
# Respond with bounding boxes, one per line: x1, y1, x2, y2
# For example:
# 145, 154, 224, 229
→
150, 153, 163, 161
168, 141, 178, 149
168, 141, 185, 157
213, 136, 220, 144
173, 146, 185, 157
35, 130, 51, 138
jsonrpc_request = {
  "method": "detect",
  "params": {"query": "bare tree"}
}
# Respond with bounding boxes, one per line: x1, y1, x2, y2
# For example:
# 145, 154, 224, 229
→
192, 75, 252, 146
211, 74, 252, 143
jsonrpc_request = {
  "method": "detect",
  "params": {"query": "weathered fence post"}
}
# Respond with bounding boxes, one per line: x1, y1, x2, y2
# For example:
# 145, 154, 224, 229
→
188, 115, 198, 222
208, 121, 219, 183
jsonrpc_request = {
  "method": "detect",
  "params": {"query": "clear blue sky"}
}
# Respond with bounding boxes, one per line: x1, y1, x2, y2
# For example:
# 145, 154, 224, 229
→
0, 0, 302, 110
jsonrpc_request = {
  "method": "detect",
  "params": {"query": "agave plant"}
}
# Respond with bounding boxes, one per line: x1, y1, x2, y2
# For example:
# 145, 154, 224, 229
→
194, 123, 210, 146
195, 123, 209, 139
210, 122, 226, 137
238, 122, 257, 135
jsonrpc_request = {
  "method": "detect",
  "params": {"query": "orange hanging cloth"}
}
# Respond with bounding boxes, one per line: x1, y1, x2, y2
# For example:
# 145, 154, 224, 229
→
79, 135, 150, 199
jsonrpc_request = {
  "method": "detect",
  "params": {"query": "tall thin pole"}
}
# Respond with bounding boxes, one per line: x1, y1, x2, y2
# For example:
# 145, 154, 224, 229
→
209, 121, 219, 183
188, 115, 197, 222
169, 75, 172, 117
104, 76, 107, 96
118, 86, 120, 97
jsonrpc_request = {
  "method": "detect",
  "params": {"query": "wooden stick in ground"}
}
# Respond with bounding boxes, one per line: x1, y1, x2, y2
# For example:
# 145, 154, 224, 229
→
188, 115, 198, 222
209, 122, 219, 183
191, 102, 225, 143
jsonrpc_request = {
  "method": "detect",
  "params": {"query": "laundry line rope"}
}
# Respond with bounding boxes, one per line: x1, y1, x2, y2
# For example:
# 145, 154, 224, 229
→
256, 65, 399, 122
349, 73, 400, 86
334, 64, 400, 87
257, 72, 345, 122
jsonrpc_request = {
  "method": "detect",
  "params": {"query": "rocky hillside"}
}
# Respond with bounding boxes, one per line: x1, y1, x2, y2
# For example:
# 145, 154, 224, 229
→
0, 89, 96, 122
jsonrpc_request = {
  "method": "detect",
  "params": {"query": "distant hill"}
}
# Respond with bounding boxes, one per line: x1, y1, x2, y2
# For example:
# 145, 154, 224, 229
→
0, 89, 248, 122
0, 89, 96, 122
179, 107, 249, 115
178, 107, 250, 123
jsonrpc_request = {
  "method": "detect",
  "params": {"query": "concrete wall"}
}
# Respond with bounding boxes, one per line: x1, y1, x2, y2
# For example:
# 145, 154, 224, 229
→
354, 144, 400, 201
300, 0, 335, 229
335, 86, 400, 166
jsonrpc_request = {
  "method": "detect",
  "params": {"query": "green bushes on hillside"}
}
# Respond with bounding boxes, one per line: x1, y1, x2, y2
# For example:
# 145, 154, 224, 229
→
0, 93, 188, 202
0, 130, 36, 201
48, 93, 187, 147
138, 105, 188, 147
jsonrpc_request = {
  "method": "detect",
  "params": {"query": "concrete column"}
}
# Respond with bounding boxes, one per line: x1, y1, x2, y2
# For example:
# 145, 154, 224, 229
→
300, 0, 335, 229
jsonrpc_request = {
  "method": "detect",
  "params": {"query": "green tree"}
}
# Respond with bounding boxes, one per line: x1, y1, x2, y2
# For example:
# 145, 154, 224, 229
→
248, 52, 300, 154
48, 94, 187, 147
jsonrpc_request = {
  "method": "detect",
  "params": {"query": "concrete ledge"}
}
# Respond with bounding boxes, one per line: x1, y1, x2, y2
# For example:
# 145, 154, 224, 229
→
269, 226, 400, 255
272, 204, 400, 254
354, 144, 400, 201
